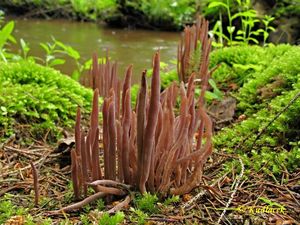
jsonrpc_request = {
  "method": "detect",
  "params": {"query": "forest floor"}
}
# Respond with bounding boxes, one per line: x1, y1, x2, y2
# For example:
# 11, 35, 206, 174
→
1, 134, 299, 225
1, 45, 299, 224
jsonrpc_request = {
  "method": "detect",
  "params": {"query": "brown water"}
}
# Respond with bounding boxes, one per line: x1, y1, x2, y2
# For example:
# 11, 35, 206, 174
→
11, 18, 180, 83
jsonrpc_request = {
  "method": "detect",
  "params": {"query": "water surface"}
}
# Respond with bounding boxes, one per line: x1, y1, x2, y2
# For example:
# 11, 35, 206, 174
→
11, 18, 180, 82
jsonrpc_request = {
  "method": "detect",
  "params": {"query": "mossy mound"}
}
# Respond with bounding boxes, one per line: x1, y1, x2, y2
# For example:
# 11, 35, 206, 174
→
0, 61, 92, 142
210, 45, 300, 174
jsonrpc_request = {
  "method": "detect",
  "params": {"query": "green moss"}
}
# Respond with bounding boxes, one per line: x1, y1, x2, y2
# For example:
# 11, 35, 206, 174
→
210, 45, 292, 86
0, 194, 27, 224
0, 61, 92, 142
237, 46, 300, 115
134, 192, 159, 214
205, 45, 300, 175
214, 71, 300, 174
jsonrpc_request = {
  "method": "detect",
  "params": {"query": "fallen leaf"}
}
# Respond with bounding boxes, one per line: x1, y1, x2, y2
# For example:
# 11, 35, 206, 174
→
183, 194, 192, 202
4, 216, 24, 225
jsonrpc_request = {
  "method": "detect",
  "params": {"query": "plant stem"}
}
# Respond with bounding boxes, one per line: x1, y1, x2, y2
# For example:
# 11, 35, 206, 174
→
226, 0, 233, 45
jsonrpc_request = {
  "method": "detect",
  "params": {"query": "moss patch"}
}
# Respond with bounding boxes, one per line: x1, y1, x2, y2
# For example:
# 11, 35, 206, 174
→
210, 45, 300, 174
0, 61, 92, 142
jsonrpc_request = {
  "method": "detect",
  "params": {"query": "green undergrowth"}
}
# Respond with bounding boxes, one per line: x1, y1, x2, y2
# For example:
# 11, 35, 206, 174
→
209, 44, 300, 175
10, 191, 178, 224
0, 61, 93, 143
0, 194, 27, 224
210, 44, 300, 115
78, 193, 179, 225
0, 0, 117, 21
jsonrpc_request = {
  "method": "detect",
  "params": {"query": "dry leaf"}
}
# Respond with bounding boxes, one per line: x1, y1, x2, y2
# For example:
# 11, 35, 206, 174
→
4, 216, 24, 225
183, 194, 192, 202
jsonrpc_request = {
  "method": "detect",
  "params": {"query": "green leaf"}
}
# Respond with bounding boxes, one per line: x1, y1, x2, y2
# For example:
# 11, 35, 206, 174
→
237, 30, 244, 35
238, 10, 257, 18
0, 21, 15, 50
205, 91, 220, 100
212, 31, 230, 41
46, 55, 55, 63
0, 106, 7, 115
39, 43, 51, 55
8, 35, 16, 44
227, 26, 235, 34
248, 37, 259, 44
235, 36, 245, 40
208, 1, 228, 9
49, 58, 66, 67
20, 38, 30, 55
269, 27, 275, 31
208, 78, 218, 90
55, 41, 80, 60
83, 58, 93, 70
71, 70, 81, 81
251, 30, 260, 36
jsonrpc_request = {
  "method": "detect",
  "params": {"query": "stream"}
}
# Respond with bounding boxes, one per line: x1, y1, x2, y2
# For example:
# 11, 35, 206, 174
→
11, 18, 180, 83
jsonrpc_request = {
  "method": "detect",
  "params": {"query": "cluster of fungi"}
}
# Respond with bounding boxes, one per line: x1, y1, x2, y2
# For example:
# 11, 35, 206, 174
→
53, 17, 214, 213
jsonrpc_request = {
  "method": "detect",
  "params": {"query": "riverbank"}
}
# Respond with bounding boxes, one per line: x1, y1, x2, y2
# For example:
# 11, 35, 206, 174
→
0, 0, 196, 30
1, 1, 300, 43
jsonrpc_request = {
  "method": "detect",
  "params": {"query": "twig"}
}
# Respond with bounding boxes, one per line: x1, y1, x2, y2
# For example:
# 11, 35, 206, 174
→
30, 162, 39, 206
217, 157, 244, 225
88, 180, 131, 191
49, 191, 107, 214
0, 156, 45, 178
182, 172, 227, 210
4, 146, 42, 159
107, 195, 132, 214
146, 217, 179, 223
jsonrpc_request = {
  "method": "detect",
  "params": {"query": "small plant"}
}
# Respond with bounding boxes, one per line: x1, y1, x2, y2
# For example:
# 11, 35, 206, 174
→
80, 214, 90, 225
19, 39, 32, 61
39, 38, 66, 67
25, 215, 53, 225
96, 199, 105, 211
98, 212, 125, 225
0, 20, 16, 62
134, 193, 159, 214
129, 208, 148, 225
163, 195, 180, 206
208, 0, 275, 46
39, 37, 92, 80
260, 15, 276, 46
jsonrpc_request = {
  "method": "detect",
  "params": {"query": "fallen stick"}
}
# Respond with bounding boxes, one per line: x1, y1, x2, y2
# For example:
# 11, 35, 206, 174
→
48, 191, 107, 214
88, 180, 131, 191
107, 195, 132, 214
